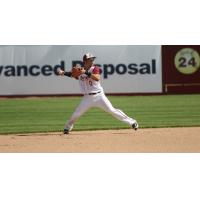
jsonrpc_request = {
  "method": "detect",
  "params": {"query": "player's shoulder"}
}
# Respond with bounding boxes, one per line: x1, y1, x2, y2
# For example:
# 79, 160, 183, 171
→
92, 65, 102, 74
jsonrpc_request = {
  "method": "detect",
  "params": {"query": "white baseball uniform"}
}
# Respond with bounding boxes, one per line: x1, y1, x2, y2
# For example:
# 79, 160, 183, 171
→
65, 66, 137, 131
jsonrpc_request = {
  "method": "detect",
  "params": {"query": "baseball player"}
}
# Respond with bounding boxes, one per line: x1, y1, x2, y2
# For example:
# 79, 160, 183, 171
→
57, 53, 138, 134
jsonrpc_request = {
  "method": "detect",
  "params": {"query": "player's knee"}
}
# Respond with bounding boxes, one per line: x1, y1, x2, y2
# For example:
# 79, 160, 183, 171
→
107, 107, 116, 113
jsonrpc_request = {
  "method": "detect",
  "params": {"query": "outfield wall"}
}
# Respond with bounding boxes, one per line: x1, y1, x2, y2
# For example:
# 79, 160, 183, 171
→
1, 45, 200, 97
0, 45, 162, 96
162, 45, 200, 94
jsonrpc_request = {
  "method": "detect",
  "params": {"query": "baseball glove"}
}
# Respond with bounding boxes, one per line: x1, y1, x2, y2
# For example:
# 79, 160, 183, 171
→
71, 66, 84, 78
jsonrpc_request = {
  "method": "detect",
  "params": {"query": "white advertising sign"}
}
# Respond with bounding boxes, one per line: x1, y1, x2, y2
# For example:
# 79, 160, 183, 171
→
0, 45, 162, 95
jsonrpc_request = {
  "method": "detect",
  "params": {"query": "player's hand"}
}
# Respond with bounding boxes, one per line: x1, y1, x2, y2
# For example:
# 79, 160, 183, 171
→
57, 68, 65, 76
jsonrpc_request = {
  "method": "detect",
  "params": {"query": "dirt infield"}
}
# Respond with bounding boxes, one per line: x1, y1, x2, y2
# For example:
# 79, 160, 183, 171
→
0, 127, 200, 152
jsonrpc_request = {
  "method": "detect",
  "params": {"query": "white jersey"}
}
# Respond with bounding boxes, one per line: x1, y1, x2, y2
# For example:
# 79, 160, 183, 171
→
78, 66, 103, 95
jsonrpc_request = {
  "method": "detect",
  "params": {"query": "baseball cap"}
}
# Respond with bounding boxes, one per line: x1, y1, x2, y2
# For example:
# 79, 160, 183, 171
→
83, 53, 96, 61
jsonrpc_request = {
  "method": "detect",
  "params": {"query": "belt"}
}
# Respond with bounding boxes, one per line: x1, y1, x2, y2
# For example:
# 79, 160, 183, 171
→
88, 91, 101, 95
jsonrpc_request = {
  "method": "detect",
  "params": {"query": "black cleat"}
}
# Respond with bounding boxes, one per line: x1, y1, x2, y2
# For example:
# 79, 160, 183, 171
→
132, 122, 138, 130
63, 128, 69, 134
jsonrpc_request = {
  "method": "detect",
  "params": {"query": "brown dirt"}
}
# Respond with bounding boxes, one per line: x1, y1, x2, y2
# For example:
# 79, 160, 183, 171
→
0, 127, 200, 152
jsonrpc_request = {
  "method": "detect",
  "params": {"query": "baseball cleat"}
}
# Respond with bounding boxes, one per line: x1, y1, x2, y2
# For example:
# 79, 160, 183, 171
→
132, 122, 139, 130
63, 128, 70, 134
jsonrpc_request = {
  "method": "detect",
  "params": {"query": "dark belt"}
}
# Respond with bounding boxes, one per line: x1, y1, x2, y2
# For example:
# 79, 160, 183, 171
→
88, 91, 101, 95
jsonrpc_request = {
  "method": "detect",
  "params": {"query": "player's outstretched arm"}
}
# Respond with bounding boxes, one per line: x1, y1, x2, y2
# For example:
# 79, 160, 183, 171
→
57, 68, 72, 77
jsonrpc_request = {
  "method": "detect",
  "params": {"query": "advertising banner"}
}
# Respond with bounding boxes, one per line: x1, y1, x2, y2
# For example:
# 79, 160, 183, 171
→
0, 45, 162, 95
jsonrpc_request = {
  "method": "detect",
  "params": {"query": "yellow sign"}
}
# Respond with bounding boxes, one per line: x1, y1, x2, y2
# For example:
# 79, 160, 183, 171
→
174, 48, 200, 74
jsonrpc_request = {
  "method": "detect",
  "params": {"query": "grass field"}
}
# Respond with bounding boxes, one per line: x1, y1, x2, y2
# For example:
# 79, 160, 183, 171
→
0, 94, 200, 134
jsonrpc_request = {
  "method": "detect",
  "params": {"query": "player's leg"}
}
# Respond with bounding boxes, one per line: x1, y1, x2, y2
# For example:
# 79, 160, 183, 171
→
96, 93, 138, 130
64, 96, 92, 134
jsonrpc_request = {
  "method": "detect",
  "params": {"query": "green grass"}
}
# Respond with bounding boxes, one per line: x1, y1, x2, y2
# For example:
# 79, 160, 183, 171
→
0, 94, 200, 134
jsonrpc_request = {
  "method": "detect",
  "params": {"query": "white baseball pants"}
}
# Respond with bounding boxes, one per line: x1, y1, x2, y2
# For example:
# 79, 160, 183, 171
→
65, 92, 136, 131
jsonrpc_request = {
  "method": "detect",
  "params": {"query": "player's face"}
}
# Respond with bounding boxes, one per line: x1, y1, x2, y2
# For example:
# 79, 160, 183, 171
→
84, 58, 94, 69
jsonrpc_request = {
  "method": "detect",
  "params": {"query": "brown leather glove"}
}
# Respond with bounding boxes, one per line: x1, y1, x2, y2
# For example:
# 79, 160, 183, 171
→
71, 66, 85, 78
